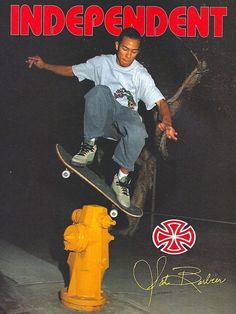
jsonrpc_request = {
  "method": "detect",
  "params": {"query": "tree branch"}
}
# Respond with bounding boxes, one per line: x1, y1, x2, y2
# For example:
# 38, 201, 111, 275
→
121, 52, 208, 236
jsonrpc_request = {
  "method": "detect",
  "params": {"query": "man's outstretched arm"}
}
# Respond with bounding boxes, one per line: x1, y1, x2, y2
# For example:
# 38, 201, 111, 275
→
26, 55, 74, 77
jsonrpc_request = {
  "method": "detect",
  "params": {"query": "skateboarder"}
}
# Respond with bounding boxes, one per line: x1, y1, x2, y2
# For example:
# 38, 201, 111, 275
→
26, 27, 178, 209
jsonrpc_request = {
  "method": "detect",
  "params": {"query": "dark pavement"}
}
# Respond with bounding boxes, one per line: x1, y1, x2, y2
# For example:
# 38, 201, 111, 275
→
0, 198, 235, 313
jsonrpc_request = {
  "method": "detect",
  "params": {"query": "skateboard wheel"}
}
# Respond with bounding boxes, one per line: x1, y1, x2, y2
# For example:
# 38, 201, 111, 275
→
110, 208, 118, 218
62, 169, 71, 179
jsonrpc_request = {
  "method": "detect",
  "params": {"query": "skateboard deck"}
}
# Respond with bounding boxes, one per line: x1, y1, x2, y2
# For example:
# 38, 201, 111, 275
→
56, 144, 143, 218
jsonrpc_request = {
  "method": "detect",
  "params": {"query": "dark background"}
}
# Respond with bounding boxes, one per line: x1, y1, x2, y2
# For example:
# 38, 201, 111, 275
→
0, 1, 235, 246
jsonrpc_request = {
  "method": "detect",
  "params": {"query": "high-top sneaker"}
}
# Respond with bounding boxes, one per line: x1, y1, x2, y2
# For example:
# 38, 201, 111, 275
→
71, 140, 97, 167
112, 174, 131, 208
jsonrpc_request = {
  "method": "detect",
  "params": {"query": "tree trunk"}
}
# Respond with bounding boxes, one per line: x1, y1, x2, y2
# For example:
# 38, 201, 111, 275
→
120, 57, 207, 236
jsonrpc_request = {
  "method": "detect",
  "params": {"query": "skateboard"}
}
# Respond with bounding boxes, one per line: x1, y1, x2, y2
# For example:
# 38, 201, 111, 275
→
56, 144, 143, 218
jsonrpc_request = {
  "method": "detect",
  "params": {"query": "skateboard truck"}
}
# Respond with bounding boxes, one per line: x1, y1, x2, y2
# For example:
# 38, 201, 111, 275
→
56, 144, 143, 218
61, 167, 119, 218
61, 166, 119, 218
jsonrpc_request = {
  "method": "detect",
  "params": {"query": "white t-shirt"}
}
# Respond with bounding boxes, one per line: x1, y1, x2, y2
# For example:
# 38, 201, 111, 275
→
72, 54, 164, 111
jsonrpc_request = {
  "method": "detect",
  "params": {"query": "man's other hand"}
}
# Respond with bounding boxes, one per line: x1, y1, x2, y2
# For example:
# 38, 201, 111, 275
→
157, 123, 178, 141
26, 56, 45, 69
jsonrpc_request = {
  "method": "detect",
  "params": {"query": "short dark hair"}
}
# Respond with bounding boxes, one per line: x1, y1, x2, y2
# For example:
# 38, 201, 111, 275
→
117, 27, 142, 46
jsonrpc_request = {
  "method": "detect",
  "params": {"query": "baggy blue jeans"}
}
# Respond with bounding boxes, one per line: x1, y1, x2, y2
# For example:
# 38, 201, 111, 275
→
83, 85, 148, 171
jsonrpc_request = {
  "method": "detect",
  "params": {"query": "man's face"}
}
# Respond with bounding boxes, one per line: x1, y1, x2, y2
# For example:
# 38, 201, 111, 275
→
115, 36, 140, 67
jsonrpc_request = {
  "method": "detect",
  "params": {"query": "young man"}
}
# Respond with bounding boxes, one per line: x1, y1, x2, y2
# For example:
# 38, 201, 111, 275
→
26, 28, 177, 210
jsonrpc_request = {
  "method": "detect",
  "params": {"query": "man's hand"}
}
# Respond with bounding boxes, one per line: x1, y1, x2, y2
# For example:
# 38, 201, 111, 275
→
157, 123, 178, 141
25, 56, 73, 77
26, 56, 45, 69
155, 99, 177, 140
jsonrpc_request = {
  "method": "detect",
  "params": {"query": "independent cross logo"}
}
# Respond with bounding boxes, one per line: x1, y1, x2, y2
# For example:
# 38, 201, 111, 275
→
152, 219, 196, 255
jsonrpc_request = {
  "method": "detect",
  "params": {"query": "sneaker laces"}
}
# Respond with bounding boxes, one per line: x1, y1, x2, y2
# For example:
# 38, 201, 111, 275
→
78, 143, 95, 156
117, 177, 130, 196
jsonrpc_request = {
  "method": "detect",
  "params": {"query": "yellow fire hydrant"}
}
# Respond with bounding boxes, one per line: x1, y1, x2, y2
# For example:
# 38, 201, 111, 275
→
60, 204, 116, 311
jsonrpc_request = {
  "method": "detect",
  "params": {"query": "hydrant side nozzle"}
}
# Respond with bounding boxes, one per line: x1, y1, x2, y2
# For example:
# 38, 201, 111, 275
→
71, 209, 82, 223
101, 215, 116, 229
64, 224, 88, 252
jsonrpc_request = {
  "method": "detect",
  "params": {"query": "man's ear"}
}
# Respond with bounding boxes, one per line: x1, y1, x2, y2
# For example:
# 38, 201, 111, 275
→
115, 41, 119, 51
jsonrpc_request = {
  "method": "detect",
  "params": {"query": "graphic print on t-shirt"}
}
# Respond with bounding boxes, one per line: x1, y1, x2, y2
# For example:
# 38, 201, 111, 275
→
114, 88, 137, 109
